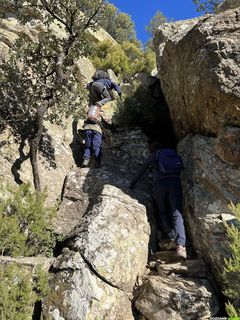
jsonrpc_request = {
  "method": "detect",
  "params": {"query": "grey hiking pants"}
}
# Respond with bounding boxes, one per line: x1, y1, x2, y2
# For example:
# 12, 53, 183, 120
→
152, 177, 186, 246
89, 81, 112, 106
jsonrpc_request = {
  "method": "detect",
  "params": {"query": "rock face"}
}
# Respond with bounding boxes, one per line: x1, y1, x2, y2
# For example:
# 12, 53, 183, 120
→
178, 134, 240, 279
42, 129, 156, 320
216, 0, 240, 12
135, 275, 217, 320
214, 126, 240, 166
0, 121, 77, 206
43, 250, 135, 320
154, 8, 240, 138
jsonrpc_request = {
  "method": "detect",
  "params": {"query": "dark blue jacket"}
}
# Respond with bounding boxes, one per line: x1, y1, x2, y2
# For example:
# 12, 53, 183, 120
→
88, 79, 121, 95
130, 149, 181, 187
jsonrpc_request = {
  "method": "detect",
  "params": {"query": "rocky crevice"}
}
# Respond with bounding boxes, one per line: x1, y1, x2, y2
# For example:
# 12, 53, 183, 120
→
40, 126, 223, 320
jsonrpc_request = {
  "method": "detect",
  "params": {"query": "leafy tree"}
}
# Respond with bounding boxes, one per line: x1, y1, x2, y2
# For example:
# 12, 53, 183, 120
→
99, 2, 118, 36
91, 40, 129, 77
193, 0, 224, 13
91, 40, 156, 79
0, 0, 105, 191
112, 12, 136, 43
146, 10, 168, 37
99, 3, 137, 43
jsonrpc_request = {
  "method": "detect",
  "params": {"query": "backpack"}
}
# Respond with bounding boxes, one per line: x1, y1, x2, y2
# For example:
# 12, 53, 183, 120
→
156, 149, 184, 175
87, 105, 100, 123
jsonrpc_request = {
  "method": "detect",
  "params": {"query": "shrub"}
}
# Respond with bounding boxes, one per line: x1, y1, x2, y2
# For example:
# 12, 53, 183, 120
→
0, 264, 49, 320
0, 181, 57, 257
224, 203, 240, 317
91, 40, 156, 80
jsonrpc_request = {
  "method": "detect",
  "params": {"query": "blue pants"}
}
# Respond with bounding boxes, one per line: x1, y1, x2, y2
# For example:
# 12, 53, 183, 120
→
153, 177, 186, 246
83, 130, 102, 162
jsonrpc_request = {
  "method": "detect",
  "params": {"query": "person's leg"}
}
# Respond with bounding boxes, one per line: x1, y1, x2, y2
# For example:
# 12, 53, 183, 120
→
168, 178, 186, 247
92, 131, 102, 167
98, 87, 112, 106
89, 83, 102, 105
83, 130, 93, 161
153, 183, 175, 240
90, 82, 111, 106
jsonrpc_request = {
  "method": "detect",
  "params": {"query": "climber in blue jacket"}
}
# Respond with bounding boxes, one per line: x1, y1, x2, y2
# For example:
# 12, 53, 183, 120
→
130, 142, 187, 259
87, 70, 122, 108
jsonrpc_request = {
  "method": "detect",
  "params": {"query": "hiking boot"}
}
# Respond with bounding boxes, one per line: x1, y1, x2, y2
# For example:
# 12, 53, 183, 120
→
176, 245, 187, 259
81, 158, 90, 167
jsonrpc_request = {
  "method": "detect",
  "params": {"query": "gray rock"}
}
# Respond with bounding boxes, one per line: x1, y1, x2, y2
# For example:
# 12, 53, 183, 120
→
135, 275, 219, 320
43, 253, 134, 320
214, 126, 240, 166
157, 259, 207, 278
154, 9, 240, 138
216, 0, 240, 12
107, 68, 119, 84
70, 184, 151, 291
0, 256, 53, 272
178, 134, 240, 282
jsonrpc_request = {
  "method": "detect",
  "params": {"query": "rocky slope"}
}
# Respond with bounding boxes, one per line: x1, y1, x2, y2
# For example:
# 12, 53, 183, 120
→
41, 129, 219, 320
0, 2, 239, 320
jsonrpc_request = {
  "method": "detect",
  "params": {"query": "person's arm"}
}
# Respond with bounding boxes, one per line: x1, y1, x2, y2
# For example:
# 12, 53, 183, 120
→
130, 154, 154, 189
110, 81, 121, 96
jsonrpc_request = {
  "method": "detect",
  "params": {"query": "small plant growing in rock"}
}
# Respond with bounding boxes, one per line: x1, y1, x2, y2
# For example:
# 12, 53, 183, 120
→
224, 203, 240, 317
0, 181, 57, 257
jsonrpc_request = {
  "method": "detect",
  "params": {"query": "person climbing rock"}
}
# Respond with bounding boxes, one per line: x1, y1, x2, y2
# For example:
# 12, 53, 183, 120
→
129, 142, 187, 259
81, 104, 114, 169
87, 69, 122, 108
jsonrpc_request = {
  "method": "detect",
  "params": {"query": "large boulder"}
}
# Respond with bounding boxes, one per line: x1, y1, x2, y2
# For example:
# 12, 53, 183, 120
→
178, 134, 240, 280
135, 275, 218, 320
154, 8, 240, 138
43, 250, 135, 320
216, 0, 240, 12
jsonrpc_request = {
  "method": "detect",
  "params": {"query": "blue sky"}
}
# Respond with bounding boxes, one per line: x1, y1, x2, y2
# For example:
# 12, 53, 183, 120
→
109, 0, 202, 43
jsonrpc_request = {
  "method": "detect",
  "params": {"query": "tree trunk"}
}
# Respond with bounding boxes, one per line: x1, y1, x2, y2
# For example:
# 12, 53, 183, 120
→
29, 100, 48, 192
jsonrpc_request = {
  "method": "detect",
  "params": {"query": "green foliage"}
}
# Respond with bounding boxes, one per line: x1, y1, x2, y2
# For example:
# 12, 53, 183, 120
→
115, 81, 163, 127
146, 10, 168, 37
34, 265, 51, 299
223, 203, 240, 317
112, 12, 136, 43
193, 0, 224, 13
91, 40, 129, 76
0, 0, 105, 189
0, 264, 49, 320
91, 40, 156, 79
0, 181, 57, 257
0, 26, 88, 140
100, 2, 136, 43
